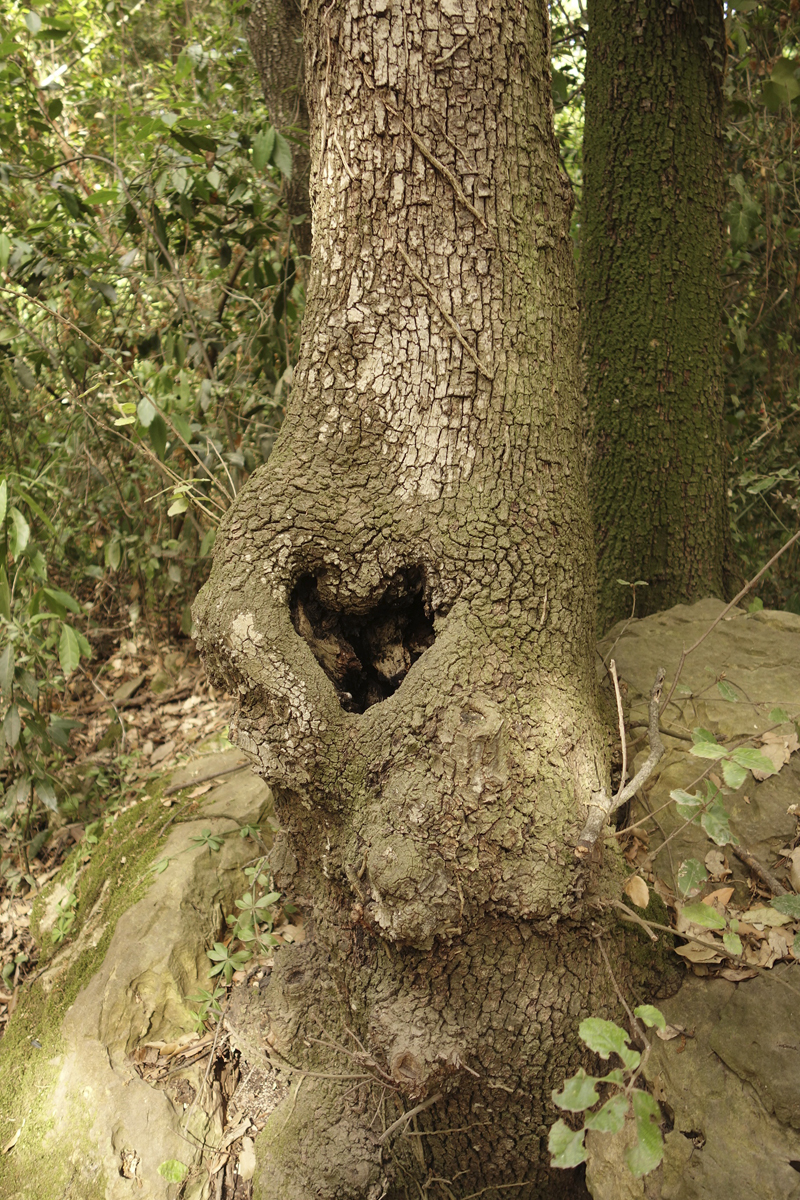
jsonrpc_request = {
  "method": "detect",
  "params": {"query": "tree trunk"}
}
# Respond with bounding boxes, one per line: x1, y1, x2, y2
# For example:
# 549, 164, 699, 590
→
195, 2, 675, 1195
582, 0, 731, 633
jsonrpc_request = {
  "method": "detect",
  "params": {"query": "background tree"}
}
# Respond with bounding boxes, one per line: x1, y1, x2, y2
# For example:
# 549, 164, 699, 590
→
195, 1, 675, 1197
581, 0, 732, 632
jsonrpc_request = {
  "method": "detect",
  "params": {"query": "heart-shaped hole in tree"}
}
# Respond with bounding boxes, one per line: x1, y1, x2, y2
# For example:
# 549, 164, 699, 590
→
290, 568, 435, 713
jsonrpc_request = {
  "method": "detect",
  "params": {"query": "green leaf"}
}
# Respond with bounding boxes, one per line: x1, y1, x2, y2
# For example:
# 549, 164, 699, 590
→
175, 49, 193, 82
157, 1160, 189, 1183
200, 527, 216, 557
4, 704, 21, 748
9, 507, 30, 556
0, 568, 11, 621
273, 131, 293, 180
25, 11, 42, 34
699, 796, 736, 847
771, 894, 800, 919
552, 1068, 600, 1113
716, 681, 738, 702
87, 279, 118, 305
680, 903, 726, 930
548, 1119, 587, 1169
721, 758, 748, 790
690, 741, 726, 761
723, 931, 743, 956
794, 932, 800, 959
105, 540, 122, 572
252, 127, 276, 172
58, 625, 81, 676
0, 479, 6, 527
625, 1090, 663, 1178
137, 396, 157, 428
692, 727, 718, 745
769, 57, 800, 103
634, 1005, 666, 1031
579, 1018, 640, 1071
43, 587, 81, 615
149, 415, 168, 461
583, 1093, 629, 1134
670, 788, 701, 808
676, 858, 707, 897
167, 495, 189, 516
0, 643, 13, 696
0, 235, 9, 273
769, 708, 789, 723
35, 778, 58, 812
729, 746, 776, 776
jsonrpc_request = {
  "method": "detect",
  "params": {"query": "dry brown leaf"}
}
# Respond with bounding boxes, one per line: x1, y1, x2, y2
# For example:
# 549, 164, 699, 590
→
702, 886, 735, 908
674, 941, 722, 964
655, 1023, 685, 1042
741, 906, 793, 927
704, 850, 730, 879
624, 876, 650, 909
718, 967, 758, 981
753, 732, 799, 780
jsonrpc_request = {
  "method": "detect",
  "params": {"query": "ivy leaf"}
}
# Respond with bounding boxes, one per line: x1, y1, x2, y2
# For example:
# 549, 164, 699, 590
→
578, 1018, 640, 1071
583, 1093, 629, 1134
552, 1068, 600, 1113
625, 1090, 664, 1178
548, 1119, 587, 1169
634, 1005, 666, 1031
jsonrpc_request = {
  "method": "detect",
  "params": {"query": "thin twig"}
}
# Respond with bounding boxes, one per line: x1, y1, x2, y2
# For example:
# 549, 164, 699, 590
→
609, 659, 627, 801
576, 669, 666, 853
397, 246, 494, 379
379, 1093, 443, 1144
733, 846, 787, 896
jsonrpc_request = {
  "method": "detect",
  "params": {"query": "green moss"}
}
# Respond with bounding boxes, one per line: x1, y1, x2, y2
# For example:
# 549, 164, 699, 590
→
0, 787, 170, 1199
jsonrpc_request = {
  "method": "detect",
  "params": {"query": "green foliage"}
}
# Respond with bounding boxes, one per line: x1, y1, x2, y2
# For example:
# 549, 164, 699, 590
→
549, 1007, 666, 1178
0, 0, 301, 859
723, 4, 800, 608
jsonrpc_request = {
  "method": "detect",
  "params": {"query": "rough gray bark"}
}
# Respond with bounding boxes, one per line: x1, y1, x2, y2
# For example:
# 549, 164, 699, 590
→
195, 1, 677, 1195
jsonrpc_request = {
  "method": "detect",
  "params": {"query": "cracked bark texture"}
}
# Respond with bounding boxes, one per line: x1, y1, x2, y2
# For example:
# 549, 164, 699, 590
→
582, 0, 731, 634
196, 1, 677, 1195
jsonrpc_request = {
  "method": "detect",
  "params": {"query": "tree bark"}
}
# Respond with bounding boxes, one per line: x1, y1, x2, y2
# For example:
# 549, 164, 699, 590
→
582, 0, 731, 633
196, 1, 676, 1195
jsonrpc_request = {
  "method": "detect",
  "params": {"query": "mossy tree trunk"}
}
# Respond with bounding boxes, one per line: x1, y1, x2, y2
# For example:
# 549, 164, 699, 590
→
195, 2, 674, 1196
582, 0, 731, 633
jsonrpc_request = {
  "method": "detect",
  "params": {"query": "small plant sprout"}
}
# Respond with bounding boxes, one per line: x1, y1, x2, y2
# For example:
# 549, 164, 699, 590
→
549, 1006, 666, 1178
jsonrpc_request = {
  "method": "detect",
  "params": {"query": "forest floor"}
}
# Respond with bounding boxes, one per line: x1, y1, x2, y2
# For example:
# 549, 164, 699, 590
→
0, 632, 233, 1037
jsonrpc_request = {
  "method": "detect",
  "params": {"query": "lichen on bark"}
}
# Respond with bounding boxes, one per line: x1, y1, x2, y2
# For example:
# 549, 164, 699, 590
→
193, 1, 677, 1195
